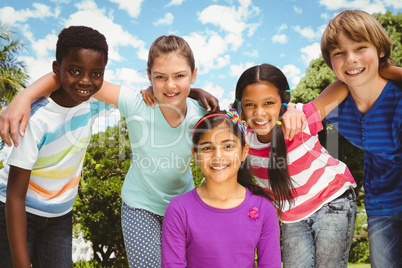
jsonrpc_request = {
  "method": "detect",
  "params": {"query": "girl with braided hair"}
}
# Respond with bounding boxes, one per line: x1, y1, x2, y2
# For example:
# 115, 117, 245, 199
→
233, 63, 357, 268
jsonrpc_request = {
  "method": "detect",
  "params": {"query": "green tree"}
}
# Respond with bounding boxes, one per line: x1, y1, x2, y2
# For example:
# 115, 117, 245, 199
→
73, 119, 131, 267
0, 23, 29, 109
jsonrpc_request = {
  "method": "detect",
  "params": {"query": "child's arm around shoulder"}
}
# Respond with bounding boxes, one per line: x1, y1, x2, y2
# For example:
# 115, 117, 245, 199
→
312, 79, 349, 121
0, 72, 60, 147
379, 65, 402, 81
92, 81, 121, 108
5, 166, 32, 268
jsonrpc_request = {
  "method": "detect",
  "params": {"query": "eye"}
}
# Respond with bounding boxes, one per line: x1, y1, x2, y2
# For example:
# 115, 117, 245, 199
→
70, 69, 80, 75
201, 146, 212, 151
357, 46, 367, 51
244, 103, 254, 107
224, 144, 234, 149
265, 101, 274, 105
93, 72, 103, 78
176, 74, 185, 78
332, 51, 343, 57
155, 75, 165, 79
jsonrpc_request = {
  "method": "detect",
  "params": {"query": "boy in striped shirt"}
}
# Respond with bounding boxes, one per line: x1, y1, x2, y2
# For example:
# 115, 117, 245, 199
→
320, 10, 402, 267
0, 26, 113, 267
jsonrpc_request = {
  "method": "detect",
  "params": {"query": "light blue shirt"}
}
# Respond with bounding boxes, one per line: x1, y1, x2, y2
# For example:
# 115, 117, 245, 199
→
118, 86, 206, 216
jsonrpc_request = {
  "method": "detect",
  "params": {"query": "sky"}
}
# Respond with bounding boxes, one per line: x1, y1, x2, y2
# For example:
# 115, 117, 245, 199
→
1, 0, 401, 130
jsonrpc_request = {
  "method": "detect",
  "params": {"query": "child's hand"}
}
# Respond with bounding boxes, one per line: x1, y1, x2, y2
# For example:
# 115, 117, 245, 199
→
190, 88, 220, 112
281, 104, 307, 140
0, 95, 31, 147
140, 86, 157, 108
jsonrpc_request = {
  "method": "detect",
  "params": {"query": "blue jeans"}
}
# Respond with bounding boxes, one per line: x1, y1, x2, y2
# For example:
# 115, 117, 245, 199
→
282, 188, 357, 268
367, 211, 402, 268
0, 202, 73, 268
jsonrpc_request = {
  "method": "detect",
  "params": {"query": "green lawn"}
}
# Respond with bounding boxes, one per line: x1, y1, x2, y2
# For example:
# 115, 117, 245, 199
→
348, 264, 370, 268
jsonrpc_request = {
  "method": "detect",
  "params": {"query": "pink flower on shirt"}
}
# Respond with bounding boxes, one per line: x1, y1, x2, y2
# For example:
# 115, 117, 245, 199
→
248, 207, 259, 220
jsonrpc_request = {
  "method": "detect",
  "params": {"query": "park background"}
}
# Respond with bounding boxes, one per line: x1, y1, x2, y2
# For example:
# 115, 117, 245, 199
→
1, 0, 402, 267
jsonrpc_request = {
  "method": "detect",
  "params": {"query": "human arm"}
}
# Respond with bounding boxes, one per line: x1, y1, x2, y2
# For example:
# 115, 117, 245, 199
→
312, 79, 349, 121
256, 202, 281, 268
5, 166, 32, 268
379, 65, 402, 81
140, 87, 220, 112
0, 73, 60, 147
161, 200, 187, 267
281, 105, 307, 140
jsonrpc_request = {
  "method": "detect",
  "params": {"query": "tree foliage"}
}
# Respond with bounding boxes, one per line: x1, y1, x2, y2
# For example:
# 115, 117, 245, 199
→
73, 119, 131, 267
0, 23, 29, 109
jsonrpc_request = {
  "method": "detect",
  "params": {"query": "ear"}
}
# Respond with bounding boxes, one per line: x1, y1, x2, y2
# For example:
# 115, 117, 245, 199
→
191, 67, 198, 84
147, 69, 152, 84
52, 61, 60, 77
192, 147, 198, 162
379, 50, 385, 58
241, 143, 249, 162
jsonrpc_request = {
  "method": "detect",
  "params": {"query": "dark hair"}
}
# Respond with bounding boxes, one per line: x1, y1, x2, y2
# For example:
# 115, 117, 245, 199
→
147, 35, 195, 74
192, 110, 273, 202
232, 64, 295, 212
56, 26, 108, 65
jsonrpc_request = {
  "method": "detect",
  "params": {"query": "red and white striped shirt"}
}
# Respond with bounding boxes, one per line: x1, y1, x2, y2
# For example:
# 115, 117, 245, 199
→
246, 101, 356, 223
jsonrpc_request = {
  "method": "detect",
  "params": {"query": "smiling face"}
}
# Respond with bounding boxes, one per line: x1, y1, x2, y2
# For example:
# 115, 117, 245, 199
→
193, 123, 248, 185
148, 52, 197, 112
52, 48, 106, 107
330, 32, 384, 91
241, 83, 282, 143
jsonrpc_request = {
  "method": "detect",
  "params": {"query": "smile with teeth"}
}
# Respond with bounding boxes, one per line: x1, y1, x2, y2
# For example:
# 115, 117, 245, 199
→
165, 92, 179, 97
254, 120, 269, 126
346, 68, 364, 75
77, 89, 90, 94
210, 165, 228, 170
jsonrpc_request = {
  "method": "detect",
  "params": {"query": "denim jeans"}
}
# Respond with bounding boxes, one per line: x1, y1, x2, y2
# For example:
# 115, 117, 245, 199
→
0, 202, 73, 268
282, 188, 357, 268
367, 211, 402, 268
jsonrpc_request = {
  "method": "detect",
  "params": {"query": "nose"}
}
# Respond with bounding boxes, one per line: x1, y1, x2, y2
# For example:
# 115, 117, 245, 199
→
165, 77, 175, 89
79, 74, 91, 86
345, 52, 358, 64
253, 106, 266, 116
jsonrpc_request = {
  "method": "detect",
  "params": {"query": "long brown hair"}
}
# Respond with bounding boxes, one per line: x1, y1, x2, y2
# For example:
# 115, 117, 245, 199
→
232, 64, 295, 212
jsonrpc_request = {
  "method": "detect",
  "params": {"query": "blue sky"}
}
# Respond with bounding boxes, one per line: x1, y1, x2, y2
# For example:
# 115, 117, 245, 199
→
1, 0, 401, 126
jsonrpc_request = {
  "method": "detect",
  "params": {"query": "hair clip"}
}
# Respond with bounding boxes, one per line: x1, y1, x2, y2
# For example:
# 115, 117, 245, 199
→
234, 98, 240, 102
285, 89, 291, 93
282, 103, 288, 107
226, 108, 247, 133
276, 121, 282, 126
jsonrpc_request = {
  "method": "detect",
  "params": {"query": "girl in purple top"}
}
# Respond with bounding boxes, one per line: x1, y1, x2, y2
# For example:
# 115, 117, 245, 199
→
161, 109, 281, 268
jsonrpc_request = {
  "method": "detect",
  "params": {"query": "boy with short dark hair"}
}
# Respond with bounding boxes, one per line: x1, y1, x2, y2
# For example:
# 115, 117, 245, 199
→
0, 25, 113, 267
321, 10, 401, 267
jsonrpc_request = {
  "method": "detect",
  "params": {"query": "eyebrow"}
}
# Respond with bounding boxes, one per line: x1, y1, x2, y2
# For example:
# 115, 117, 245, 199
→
153, 70, 189, 75
199, 139, 237, 146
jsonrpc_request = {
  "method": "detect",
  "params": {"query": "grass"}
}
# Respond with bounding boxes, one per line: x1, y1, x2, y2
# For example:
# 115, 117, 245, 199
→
348, 264, 371, 268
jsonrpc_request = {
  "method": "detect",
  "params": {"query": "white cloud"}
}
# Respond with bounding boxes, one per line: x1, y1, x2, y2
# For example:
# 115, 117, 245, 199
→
203, 82, 225, 99
166, 0, 185, 7
244, 49, 259, 58
109, 0, 144, 18
281, 64, 301, 88
229, 62, 254, 77
153, 13, 174, 26
293, 25, 316, 40
219, 90, 236, 111
184, 32, 231, 74
278, 24, 288, 33
301, 42, 321, 66
65, 0, 147, 62
383, 0, 402, 9
197, 1, 261, 51
0, 3, 59, 25
319, 0, 386, 14
272, 34, 288, 44
109, 67, 149, 88
293, 6, 303, 14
